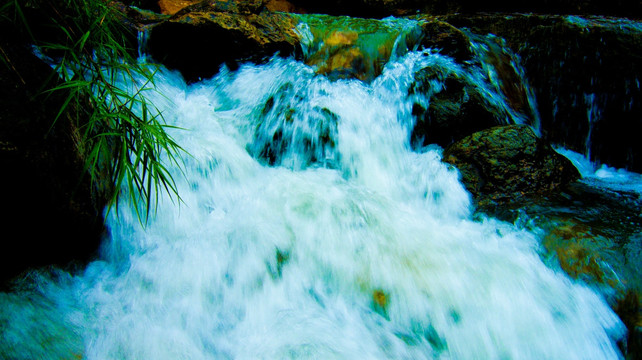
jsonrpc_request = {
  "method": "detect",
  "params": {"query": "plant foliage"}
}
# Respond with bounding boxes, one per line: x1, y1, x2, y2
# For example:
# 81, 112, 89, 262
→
1, 0, 184, 223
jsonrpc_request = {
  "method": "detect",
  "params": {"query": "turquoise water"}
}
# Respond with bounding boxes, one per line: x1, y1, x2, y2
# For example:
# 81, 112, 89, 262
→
0, 16, 630, 359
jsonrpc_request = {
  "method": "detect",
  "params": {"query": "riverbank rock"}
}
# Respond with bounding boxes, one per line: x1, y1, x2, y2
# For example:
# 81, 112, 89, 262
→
409, 67, 501, 148
442, 14, 642, 173
409, 27, 538, 149
146, 0, 301, 82
417, 19, 473, 62
442, 124, 580, 203
0, 22, 105, 288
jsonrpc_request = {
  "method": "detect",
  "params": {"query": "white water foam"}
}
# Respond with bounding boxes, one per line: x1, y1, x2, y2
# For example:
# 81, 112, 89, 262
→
0, 53, 626, 359
556, 147, 642, 197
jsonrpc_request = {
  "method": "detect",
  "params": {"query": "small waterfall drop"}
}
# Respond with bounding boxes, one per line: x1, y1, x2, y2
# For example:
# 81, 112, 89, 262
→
0, 19, 627, 360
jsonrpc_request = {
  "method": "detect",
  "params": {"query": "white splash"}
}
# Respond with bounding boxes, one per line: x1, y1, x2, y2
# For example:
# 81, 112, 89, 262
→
556, 147, 642, 197
0, 53, 625, 360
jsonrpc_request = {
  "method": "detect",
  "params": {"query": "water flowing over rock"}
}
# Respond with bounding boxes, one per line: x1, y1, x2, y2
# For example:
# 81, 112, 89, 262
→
416, 18, 473, 62
409, 28, 539, 149
443, 14, 642, 172
297, 15, 421, 82
442, 124, 580, 203
3, 2, 642, 359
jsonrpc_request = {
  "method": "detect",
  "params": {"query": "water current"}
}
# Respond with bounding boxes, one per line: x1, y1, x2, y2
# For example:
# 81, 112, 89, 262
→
0, 18, 631, 360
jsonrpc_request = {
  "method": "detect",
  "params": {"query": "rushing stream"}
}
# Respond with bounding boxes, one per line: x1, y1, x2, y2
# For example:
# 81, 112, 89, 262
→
0, 16, 634, 360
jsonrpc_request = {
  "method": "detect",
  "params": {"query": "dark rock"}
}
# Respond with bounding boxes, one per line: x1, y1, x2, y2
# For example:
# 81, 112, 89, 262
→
249, 83, 339, 168
409, 29, 539, 149
410, 67, 501, 148
121, 0, 162, 13
0, 23, 105, 288
416, 18, 473, 62
442, 124, 580, 203
146, 0, 301, 82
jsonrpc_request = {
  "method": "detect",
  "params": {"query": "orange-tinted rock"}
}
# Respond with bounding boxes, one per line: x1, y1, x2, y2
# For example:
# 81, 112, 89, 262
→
158, 0, 200, 15
265, 0, 306, 13
305, 30, 372, 81
299, 15, 419, 82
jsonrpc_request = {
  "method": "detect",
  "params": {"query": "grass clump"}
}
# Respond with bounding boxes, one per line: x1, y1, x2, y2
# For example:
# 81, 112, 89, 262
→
1, 0, 184, 223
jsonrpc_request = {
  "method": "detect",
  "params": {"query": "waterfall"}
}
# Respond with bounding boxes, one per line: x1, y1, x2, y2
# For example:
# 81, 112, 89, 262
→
0, 23, 627, 360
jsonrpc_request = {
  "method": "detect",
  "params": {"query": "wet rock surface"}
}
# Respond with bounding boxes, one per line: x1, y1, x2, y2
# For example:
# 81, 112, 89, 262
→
477, 180, 642, 358
443, 14, 642, 173
249, 83, 339, 168
409, 66, 504, 149
442, 124, 580, 203
146, 0, 301, 82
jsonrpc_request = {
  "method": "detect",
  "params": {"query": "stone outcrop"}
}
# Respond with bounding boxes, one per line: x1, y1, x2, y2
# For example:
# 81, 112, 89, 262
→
284, 0, 642, 18
409, 25, 539, 150
409, 67, 503, 148
442, 14, 642, 173
442, 124, 580, 203
417, 19, 473, 62
146, 0, 301, 82
0, 22, 106, 287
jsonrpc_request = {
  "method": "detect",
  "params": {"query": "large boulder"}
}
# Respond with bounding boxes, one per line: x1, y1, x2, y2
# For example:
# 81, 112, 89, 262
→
442, 124, 580, 203
417, 18, 473, 62
409, 67, 502, 148
0, 21, 106, 287
146, 0, 301, 82
409, 26, 539, 149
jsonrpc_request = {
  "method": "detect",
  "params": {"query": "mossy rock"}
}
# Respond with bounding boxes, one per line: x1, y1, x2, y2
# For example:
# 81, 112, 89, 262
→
442, 124, 580, 203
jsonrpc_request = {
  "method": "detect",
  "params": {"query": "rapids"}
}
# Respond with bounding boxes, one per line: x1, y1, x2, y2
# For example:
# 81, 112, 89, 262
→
0, 21, 628, 360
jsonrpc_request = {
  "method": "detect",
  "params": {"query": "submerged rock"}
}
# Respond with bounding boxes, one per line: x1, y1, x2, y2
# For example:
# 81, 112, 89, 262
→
409, 67, 503, 148
477, 180, 642, 359
146, 0, 301, 82
300, 15, 420, 82
442, 124, 580, 203
249, 83, 339, 169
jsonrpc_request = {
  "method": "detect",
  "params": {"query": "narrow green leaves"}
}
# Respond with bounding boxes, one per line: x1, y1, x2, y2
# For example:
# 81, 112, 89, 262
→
5, 0, 186, 224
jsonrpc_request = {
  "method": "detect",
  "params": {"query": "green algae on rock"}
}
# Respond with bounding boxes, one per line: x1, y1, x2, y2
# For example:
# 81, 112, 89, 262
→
442, 124, 580, 203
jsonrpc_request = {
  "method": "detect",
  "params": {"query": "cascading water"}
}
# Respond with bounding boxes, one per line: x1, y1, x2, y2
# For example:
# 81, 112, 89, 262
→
0, 17, 628, 360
